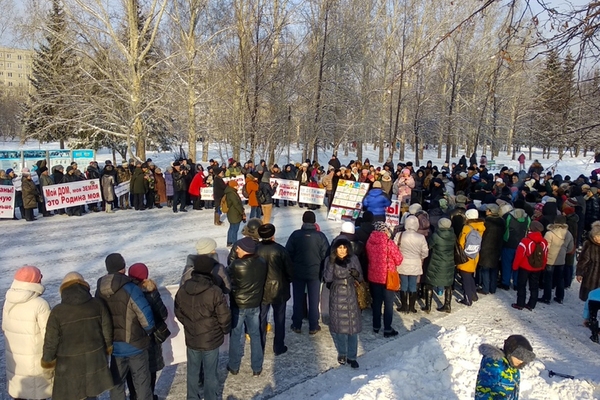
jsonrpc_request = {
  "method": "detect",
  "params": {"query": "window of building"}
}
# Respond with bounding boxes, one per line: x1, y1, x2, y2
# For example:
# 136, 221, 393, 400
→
6, 62, 11, 68
8, 81, 12, 86
17, 64, 22, 69
7, 72, 12, 77
6, 53, 11, 59
17, 55, 22, 60
17, 73, 22, 78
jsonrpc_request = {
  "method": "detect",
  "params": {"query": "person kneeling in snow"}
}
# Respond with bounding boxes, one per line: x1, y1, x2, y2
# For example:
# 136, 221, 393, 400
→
475, 335, 535, 400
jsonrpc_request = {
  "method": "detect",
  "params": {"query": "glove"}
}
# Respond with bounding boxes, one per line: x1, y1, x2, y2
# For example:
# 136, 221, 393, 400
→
349, 269, 360, 279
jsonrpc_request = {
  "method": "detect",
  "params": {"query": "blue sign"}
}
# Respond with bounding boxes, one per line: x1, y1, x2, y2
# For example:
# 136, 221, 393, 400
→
72, 150, 94, 158
23, 150, 47, 159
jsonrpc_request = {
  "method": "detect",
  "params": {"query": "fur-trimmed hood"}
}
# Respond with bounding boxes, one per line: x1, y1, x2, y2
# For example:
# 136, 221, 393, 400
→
137, 278, 158, 293
479, 343, 505, 360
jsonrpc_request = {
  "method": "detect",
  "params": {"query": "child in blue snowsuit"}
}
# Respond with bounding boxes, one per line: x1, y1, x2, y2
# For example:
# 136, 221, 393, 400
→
475, 335, 536, 400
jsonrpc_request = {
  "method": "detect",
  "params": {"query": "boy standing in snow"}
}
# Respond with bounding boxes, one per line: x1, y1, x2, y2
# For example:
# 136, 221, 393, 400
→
475, 335, 536, 400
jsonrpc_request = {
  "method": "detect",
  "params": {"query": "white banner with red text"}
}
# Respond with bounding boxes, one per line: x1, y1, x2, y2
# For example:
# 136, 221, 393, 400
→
0, 185, 15, 218
43, 180, 103, 211
270, 178, 299, 201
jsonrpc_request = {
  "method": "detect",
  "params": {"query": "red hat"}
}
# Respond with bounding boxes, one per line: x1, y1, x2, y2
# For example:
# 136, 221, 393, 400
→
128, 263, 149, 281
14, 266, 42, 283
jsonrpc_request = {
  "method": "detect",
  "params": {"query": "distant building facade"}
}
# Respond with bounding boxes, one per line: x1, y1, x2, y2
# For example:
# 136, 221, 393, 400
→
0, 46, 33, 96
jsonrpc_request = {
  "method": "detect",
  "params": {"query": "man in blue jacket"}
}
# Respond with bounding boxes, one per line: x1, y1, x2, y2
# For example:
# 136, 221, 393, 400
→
285, 211, 330, 335
362, 181, 392, 222
96, 253, 155, 400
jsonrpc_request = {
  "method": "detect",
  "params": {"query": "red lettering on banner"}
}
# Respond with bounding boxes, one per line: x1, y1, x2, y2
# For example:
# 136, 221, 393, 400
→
87, 192, 100, 200
58, 186, 70, 195
0, 186, 14, 193
45, 187, 57, 197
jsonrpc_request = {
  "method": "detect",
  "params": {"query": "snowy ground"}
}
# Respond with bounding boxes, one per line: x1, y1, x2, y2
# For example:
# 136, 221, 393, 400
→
1, 141, 599, 399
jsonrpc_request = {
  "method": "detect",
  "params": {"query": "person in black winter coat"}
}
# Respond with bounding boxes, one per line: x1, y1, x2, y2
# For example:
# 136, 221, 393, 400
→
172, 161, 188, 213
256, 224, 293, 355
127, 263, 169, 400
175, 255, 232, 400
42, 272, 113, 400
285, 211, 330, 334
477, 204, 505, 294
227, 237, 268, 375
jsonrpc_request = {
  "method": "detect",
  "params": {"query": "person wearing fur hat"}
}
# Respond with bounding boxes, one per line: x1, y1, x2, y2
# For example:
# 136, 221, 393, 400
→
286, 211, 330, 334
324, 238, 364, 368
95, 253, 155, 400
42, 272, 113, 400
2, 266, 52, 400
576, 221, 600, 302
475, 335, 536, 400
181, 238, 231, 293
511, 221, 548, 310
224, 180, 247, 246
256, 223, 293, 355
456, 209, 486, 306
226, 237, 268, 376
477, 204, 504, 295
125, 263, 169, 400
424, 218, 456, 313
226, 217, 263, 265
362, 182, 391, 222
175, 254, 232, 400
365, 221, 403, 335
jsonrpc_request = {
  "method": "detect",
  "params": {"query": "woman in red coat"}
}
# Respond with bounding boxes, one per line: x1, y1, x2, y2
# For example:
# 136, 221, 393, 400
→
188, 169, 206, 210
365, 221, 403, 337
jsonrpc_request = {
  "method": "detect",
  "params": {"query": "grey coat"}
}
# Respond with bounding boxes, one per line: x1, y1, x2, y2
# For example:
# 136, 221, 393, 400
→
323, 253, 363, 335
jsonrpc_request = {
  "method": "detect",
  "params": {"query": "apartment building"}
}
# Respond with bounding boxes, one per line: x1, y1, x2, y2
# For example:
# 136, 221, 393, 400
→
0, 46, 33, 96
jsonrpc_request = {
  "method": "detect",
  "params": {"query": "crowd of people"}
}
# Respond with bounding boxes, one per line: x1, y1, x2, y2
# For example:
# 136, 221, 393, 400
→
4, 151, 600, 400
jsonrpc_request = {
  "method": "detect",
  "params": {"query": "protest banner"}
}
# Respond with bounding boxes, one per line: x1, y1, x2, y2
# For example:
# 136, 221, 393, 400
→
43, 180, 103, 211
270, 178, 299, 201
223, 175, 247, 200
298, 186, 326, 205
200, 187, 214, 200
114, 181, 130, 198
327, 179, 369, 221
385, 199, 401, 227
0, 185, 15, 219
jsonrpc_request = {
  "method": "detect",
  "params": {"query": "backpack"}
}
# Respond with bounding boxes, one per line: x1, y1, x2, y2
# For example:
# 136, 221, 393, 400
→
463, 227, 482, 259
528, 241, 545, 269
242, 184, 249, 199
256, 187, 267, 204
220, 195, 229, 213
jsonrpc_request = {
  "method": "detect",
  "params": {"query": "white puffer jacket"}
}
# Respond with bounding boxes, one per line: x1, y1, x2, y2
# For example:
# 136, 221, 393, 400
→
395, 215, 429, 276
2, 280, 52, 399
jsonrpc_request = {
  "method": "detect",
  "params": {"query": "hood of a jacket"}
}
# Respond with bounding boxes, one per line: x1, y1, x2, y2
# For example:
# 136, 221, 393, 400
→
479, 343, 505, 360
405, 215, 420, 232
5, 280, 45, 304
98, 273, 131, 298
528, 231, 545, 243
367, 188, 384, 197
547, 223, 568, 240
61, 281, 92, 306
510, 208, 528, 221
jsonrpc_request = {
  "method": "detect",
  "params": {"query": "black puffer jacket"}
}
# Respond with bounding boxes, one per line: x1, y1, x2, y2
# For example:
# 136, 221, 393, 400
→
175, 273, 231, 351
213, 175, 227, 202
228, 254, 268, 309
286, 223, 330, 281
258, 180, 276, 205
42, 281, 113, 400
478, 216, 505, 269
172, 170, 187, 192
585, 195, 600, 231
256, 240, 293, 304
503, 209, 530, 249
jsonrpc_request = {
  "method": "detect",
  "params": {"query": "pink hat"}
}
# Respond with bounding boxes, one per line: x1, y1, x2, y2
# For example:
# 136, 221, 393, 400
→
402, 168, 410, 175
21, 167, 31, 175
128, 263, 149, 281
14, 266, 42, 283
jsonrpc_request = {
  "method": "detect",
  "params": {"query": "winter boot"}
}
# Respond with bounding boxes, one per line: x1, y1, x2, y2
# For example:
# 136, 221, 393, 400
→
437, 287, 452, 313
421, 285, 433, 313
106, 203, 114, 213
214, 213, 222, 226
417, 283, 425, 299
408, 292, 418, 313
396, 291, 409, 313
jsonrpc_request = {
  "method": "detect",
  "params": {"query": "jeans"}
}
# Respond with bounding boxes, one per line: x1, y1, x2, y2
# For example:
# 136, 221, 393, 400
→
249, 206, 261, 219
228, 307, 263, 372
564, 264, 574, 288
370, 283, 394, 331
227, 222, 240, 245
173, 190, 186, 211
516, 269, 540, 309
542, 265, 565, 302
109, 351, 152, 400
460, 271, 476, 304
186, 347, 219, 400
292, 279, 321, 331
331, 332, 358, 360
260, 302, 287, 354
400, 275, 417, 293
479, 267, 498, 294
501, 248, 518, 287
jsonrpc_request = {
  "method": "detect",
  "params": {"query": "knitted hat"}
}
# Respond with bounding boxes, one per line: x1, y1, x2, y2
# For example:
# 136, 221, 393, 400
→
554, 215, 567, 225
302, 211, 316, 223
438, 218, 452, 229
195, 238, 217, 254
373, 221, 389, 233
341, 221, 355, 234
465, 209, 479, 220
192, 255, 216, 275
228, 180, 238, 188
372, 181, 382, 188
21, 167, 31, 176
503, 335, 535, 368
39, 166, 48, 174
564, 197, 578, 208
408, 203, 422, 215
258, 223, 276, 239
105, 253, 126, 273
14, 266, 42, 283
237, 237, 256, 254
128, 263, 149, 281
529, 221, 544, 232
